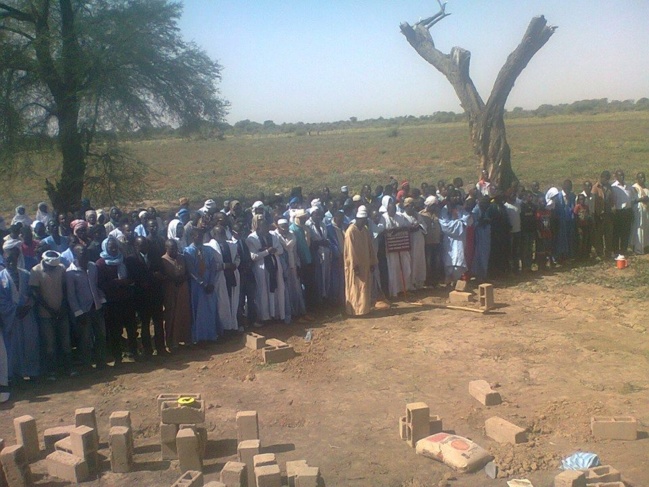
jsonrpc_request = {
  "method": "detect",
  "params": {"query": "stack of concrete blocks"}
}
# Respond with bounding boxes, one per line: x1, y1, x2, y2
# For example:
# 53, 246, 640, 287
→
469, 380, 502, 406
590, 416, 638, 440
478, 283, 495, 311
401, 402, 443, 448
171, 470, 204, 487
245, 332, 266, 350
286, 460, 321, 487
236, 410, 261, 487
110, 411, 134, 450
48, 425, 99, 482
0, 443, 33, 487
220, 460, 247, 487
253, 453, 281, 487
13, 415, 40, 462
262, 338, 295, 364
158, 393, 203, 461
484, 417, 528, 444
399, 412, 443, 441
75, 407, 100, 450
158, 393, 206, 474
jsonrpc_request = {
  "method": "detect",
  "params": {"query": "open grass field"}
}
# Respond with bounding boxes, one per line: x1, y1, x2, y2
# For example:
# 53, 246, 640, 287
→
4, 111, 649, 216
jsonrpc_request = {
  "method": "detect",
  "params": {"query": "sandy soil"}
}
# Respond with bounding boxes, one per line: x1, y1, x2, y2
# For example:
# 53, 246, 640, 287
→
1, 259, 648, 487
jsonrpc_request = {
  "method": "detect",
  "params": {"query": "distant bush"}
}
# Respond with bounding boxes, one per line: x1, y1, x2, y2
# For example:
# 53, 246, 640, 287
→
387, 128, 399, 138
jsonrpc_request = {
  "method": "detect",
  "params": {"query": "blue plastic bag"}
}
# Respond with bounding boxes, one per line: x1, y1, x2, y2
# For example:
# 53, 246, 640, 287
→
561, 452, 600, 470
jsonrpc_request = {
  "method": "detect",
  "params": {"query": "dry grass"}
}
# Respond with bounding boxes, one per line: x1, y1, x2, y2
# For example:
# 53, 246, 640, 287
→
5, 111, 649, 215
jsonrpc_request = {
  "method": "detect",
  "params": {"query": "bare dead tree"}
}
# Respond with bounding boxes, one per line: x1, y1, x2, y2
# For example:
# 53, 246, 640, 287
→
400, 2, 556, 190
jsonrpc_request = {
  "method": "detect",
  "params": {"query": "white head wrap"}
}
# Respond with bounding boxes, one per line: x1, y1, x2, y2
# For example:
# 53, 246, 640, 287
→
42, 250, 61, 267
252, 201, 264, 210
379, 195, 394, 214
356, 205, 368, 218
2, 237, 22, 251
277, 219, 289, 226
424, 195, 438, 207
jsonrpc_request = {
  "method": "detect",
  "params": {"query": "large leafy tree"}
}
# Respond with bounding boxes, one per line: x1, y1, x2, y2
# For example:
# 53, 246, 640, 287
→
0, 0, 227, 212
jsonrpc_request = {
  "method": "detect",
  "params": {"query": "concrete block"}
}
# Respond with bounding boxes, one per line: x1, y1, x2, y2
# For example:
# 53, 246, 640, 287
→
75, 407, 98, 434
177, 428, 202, 474
554, 470, 587, 487
46, 450, 89, 483
399, 416, 407, 440
588, 483, 625, 487
109, 410, 132, 429
157, 393, 202, 413
254, 464, 281, 487
180, 424, 207, 459
220, 460, 246, 487
171, 470, 204, 487
55, 436, 73, 454
265, 338, 287, 347
43, 425, 75, 453
237, 439, 260, 487
161, 399, 206, 424
236, 411, 259, 443
245, 333, 266, 350
294, 466, 320, 487
583, 466, 621, 484
13, 415, 40, 461
262, 344, 295, 364
469, 380, 502, 406
0, 445, 33, 487
406, 402, 429, 448
161, 422, 179, 460
253, 453, 276, 468
286, 460, 308, 487
479, 283, 495, 310
204, 482, 227, 487
454, 280, 468, 292
591, 416, 638, 440
485, 416, 528, 444
449, 290, 473, 303
109, 426, 133, 473
70, 425, 98, 456
429, 415, 443, 435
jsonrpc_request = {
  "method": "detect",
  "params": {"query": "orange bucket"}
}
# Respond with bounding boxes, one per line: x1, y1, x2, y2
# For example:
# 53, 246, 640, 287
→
616, 257, 628, 269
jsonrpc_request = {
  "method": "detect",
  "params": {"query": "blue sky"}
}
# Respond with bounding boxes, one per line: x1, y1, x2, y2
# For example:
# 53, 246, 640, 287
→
179, 1, 649, 124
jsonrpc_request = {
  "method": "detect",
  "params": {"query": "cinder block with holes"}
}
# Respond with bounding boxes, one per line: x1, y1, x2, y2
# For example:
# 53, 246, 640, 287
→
245, 333, 266, 350
406, 402, 430, 448
479, 283, 495, 310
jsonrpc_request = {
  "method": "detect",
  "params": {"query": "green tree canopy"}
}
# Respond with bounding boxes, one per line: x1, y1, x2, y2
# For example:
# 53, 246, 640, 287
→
0, 0, 228, 211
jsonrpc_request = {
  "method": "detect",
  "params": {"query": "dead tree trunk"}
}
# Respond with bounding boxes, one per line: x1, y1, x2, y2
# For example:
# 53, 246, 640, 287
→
400, 5, 556, 191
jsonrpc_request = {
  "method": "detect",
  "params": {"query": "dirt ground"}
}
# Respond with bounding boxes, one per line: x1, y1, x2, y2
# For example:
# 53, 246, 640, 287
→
2, 258, 648, 487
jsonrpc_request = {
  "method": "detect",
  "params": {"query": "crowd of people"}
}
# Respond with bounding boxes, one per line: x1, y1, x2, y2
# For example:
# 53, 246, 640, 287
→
1, 168, 648, 403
